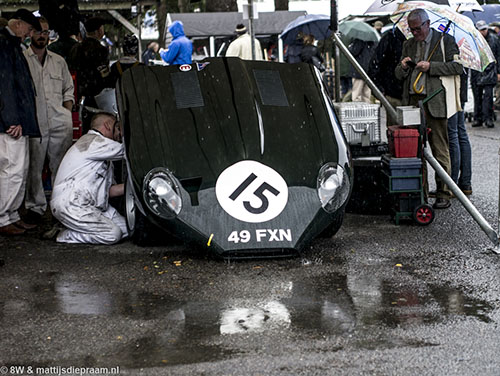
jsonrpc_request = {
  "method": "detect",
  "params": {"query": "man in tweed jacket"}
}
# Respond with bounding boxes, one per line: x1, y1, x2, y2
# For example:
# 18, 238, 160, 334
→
395, 8, 463, 209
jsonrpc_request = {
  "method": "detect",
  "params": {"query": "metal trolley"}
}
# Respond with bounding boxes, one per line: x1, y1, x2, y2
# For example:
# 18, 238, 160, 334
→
382, 154, 434, 225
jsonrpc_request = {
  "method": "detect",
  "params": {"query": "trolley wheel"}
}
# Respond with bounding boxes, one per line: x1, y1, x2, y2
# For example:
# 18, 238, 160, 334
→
413, 204, 434, 226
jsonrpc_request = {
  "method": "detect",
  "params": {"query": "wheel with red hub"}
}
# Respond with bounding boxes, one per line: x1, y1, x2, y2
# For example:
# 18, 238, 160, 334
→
413, 204, 434, 226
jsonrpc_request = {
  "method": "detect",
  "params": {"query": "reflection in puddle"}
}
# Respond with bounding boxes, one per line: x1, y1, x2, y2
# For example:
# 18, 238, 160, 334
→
28, 271, 494, 331
56, 280, 113, 315
16, 268, 494, 368
220, 301, 290, 334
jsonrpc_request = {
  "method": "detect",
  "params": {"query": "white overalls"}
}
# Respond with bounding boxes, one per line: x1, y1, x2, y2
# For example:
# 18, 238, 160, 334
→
51, 130, 128, 244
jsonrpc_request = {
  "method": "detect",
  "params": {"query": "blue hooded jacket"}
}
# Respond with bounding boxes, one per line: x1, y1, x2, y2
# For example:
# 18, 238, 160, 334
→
160, 21, 193, 65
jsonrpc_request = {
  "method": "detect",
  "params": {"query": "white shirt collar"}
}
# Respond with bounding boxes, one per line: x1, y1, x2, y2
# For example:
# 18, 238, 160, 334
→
5, 26, 16, 37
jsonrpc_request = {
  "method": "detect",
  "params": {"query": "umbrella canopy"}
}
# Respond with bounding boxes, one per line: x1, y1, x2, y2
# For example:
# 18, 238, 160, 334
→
338, 21, 381, 43
448, 0, 482, 12
279, 14, 331, 45
364, 0, 481, 15
461, 4, 500, 24
364, 0, 403, 15
391, 1, 495, 71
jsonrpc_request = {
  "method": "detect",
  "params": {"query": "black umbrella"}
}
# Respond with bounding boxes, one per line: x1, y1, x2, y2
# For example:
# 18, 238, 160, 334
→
462, 4, 500, 24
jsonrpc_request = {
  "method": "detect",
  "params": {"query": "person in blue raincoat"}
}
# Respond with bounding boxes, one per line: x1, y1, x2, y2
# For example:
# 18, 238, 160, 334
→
160, 21, 193, 65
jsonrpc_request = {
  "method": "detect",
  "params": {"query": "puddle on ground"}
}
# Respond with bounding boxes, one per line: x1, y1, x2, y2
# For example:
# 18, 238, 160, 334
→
1, 269, 494, 367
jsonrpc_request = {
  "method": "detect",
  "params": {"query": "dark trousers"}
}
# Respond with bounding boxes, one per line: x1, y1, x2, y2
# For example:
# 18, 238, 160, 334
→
340, 77, 352, 97
472, 84, 494, 123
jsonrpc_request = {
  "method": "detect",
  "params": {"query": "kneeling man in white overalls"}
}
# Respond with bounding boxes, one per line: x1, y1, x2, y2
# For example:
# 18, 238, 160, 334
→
51, 112, 128, 244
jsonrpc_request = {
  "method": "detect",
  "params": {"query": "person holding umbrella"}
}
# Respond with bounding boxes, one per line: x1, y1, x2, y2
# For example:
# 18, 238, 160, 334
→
349, 36, 377, 103
339, 20, 380, 102
300, 34, 325, 71
395, 8, 463, 210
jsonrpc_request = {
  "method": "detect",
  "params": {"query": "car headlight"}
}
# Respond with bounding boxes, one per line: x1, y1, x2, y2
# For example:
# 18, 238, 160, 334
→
317, 163, 350, 213
143, 168, 182, 219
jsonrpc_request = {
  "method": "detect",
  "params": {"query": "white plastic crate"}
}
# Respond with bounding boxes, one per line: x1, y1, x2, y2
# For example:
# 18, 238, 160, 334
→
333, 102, 381, 145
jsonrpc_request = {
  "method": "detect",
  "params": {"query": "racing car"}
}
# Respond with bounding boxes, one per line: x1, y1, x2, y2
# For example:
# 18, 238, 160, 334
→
117, 57, 352, 258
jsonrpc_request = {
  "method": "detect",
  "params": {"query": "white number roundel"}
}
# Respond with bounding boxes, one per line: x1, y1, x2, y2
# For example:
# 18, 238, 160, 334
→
215, 160, 289, 223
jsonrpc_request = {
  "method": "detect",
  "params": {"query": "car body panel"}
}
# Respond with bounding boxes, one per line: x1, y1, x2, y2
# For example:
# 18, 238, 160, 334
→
117, 57, 351, 256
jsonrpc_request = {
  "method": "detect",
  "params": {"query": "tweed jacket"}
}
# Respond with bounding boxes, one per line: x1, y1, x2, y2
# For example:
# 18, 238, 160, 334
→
395, 29, 463, 119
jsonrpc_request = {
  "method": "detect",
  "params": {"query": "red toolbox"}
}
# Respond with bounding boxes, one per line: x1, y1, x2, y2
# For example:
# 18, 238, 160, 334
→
387, 125, 419, 158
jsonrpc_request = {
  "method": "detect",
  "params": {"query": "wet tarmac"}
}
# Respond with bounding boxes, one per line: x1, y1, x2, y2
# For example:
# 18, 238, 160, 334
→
1, 122, 500, 375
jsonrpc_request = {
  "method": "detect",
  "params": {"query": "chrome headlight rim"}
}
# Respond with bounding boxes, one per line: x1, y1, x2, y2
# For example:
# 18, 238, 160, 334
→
317, 162, 350, 213
142, 167, 182, 219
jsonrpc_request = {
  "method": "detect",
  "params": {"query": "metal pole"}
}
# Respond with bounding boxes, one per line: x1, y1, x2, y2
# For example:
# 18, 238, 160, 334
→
278, 38, 284, 62
209, 36, 215, 57
137, 6, 142, 61
332, 32, 398, 121
330, 0, 341, 101
334, 43, 341, 101
424, 146, 500, 250
249, 0, 255, 60
497, 147, 500, 253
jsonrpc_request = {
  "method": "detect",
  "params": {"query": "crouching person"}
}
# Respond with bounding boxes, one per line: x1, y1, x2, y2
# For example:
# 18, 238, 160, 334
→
50, 112, 128, 244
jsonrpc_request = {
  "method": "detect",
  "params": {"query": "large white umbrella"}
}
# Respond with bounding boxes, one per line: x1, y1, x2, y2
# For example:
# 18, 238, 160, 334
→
364, 0, 482, 15
391, 1, 494, 72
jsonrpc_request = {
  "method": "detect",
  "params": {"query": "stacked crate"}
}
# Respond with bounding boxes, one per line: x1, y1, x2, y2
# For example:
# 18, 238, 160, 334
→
383, 125, 424, 224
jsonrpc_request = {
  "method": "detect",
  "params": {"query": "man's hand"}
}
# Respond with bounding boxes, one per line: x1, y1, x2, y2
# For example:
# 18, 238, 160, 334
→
401, 57, 413, 70
109, 183, 124, 198
497, 74, 500, 82
416, 61, 430, 72
6, 125, 22, 139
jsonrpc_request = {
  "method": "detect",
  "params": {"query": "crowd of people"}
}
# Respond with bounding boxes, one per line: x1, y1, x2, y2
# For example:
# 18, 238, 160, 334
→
0, 9, 260, 245
343, 13, 500, 209
0, 11, 145, 243
0, 7, 498, 243
283, 11, 499, 210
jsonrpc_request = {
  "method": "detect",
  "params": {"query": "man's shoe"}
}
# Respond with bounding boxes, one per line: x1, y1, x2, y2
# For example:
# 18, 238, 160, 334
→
433, 198, 451, 209
24, 210, 43, 225
471, 121, 483, 127
486, 121, 494, 128
14, 220, 37, 230
460, 185, 472, 195
0, 224, 26, 235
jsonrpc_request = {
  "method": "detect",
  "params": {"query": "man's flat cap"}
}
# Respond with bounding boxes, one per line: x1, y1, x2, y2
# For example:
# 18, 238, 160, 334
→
11, 9, 41, 31
476, 20, 488, 31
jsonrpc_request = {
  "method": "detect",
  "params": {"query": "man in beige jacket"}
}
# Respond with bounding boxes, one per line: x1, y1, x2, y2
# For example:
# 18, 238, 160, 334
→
23, 17, 74, 224
226, 24, 263, 61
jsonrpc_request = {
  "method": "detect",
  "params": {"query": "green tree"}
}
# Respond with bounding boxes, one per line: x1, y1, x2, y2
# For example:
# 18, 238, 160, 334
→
205, 0, 237, 12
